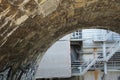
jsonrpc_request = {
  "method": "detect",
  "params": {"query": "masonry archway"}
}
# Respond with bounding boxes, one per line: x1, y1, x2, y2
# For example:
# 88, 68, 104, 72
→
0, 0, 120, 80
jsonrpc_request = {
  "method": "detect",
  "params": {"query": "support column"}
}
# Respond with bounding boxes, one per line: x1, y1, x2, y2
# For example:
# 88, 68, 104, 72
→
103, 42, 107, 74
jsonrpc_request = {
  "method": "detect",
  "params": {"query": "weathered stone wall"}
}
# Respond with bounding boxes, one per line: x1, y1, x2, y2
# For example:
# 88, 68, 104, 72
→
0, 0, 120, 80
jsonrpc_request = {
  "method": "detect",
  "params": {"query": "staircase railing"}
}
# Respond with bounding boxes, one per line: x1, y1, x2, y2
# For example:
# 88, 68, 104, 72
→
71, 40, 120, 75
78, 57, 98, 75
106, 40, 120, 61
96, 40, 120, 62
104, 32, 113, 41
71, 32, 120, 76
72, 41, 120, 76
93, 32, 112, 42
72, 55, 100, 76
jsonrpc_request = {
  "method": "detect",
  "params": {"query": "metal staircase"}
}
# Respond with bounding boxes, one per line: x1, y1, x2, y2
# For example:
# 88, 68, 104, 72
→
78, 57, 98, 75
93, 32, 112, 42
72, 55, 99, 76
72, 32, 120, 76
104, 32, 113, 41
106, 40, 120, 61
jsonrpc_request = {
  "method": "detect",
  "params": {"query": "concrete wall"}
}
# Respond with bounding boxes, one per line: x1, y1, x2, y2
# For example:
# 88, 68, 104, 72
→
35, 35, 71, 79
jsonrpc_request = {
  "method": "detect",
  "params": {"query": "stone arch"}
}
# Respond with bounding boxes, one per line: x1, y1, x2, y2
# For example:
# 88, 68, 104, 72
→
0, 0, 120, 80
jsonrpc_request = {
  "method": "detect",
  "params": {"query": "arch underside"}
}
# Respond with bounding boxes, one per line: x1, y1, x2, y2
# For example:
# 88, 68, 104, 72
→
0, 0, 120, 80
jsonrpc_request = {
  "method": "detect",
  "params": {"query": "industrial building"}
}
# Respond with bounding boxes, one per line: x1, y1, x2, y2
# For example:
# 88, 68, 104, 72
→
35, 29, 120, 80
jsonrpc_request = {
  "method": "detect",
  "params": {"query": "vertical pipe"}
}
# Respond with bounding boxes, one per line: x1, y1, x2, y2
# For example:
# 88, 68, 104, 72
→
94, 69, 98, 80
93, 48, 98, 80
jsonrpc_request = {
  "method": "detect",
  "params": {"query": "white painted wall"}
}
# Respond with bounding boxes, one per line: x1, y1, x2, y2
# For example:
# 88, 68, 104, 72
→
35, 35, 71, 79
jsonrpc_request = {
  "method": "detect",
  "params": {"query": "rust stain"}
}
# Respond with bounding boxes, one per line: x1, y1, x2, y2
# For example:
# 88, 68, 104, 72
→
94, 69, 99, 80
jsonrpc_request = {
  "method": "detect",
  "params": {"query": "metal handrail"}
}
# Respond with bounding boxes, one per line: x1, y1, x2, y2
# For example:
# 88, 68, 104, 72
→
106, 41, 120, 61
